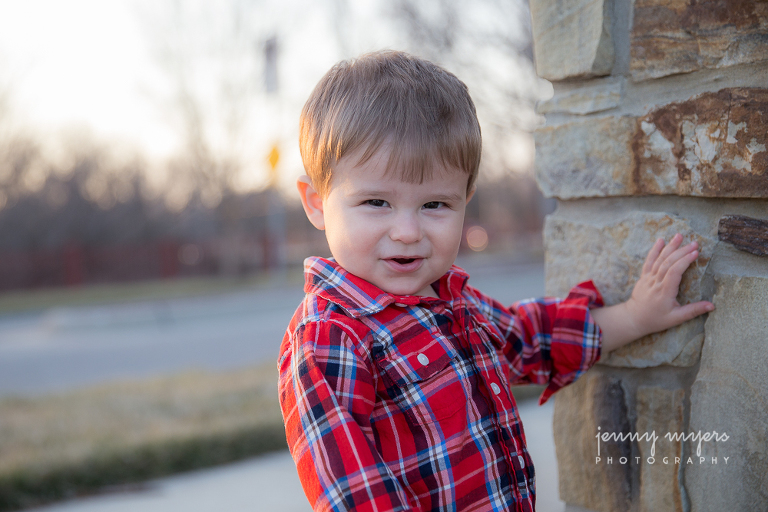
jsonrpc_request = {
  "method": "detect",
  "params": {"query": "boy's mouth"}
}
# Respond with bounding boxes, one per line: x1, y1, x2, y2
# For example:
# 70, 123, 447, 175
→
384, 256, 425, 273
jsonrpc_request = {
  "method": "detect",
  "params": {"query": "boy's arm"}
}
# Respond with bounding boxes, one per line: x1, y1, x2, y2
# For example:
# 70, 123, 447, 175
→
279, 319, 415, 512
469, 281, 603, 404
590, 233, 714, 353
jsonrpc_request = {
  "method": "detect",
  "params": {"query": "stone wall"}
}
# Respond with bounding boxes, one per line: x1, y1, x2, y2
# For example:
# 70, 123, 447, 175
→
529, 1, 768, 511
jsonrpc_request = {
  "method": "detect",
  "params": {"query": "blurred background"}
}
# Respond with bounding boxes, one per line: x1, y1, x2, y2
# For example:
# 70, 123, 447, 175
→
0, 0, 562, 511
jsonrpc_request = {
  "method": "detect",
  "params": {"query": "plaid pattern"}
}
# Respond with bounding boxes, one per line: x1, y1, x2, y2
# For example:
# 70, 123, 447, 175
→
278, 257, 603, 511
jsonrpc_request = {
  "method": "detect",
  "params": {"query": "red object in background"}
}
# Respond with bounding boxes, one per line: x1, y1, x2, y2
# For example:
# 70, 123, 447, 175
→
158, 241, 179, 278
0, 240, 191, 292
62, 244, 84, 286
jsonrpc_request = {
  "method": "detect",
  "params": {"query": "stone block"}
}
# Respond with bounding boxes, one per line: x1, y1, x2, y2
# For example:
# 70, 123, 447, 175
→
631, 0, 768, 81
544, 211, 716, 368
535, 88, 768, 199
537, 81, 622, 116
535, 116, 636, 199
634, 88, 768, 198
718, 214, 768, 256
685, 274, 768, 512
554, 370, 631, 512
635, 387, 685, 512
530, 0, 614, 81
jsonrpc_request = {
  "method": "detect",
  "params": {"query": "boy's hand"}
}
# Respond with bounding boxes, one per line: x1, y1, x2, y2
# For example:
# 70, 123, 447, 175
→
626, 233, 715, 336
590, 233, 715, 353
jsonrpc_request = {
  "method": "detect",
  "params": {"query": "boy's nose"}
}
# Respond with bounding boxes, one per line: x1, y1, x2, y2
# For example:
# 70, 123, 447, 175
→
389, 213, 423, 244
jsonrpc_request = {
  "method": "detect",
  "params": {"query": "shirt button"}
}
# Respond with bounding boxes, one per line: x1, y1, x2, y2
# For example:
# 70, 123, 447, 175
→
417, 353, 430, 366
491, 383, 501, 395
395, 303, 407, 308
518, 455, 525, 467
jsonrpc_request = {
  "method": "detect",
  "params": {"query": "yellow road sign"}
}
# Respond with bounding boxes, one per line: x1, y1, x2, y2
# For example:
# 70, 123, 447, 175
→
267, 144, 280, 187
268, 144, 280, 170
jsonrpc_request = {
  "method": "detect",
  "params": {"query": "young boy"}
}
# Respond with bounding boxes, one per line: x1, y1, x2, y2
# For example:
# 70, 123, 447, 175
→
278, 50, 713, 511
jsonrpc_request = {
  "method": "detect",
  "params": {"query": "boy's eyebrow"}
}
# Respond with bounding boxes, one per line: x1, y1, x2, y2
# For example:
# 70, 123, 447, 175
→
351, 189, 465, 202
349, 189, 392, 197
426, 192, 465, 202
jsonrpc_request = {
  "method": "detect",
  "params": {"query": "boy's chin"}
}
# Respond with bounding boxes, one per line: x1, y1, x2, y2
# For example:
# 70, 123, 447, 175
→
378, 281, 437, 298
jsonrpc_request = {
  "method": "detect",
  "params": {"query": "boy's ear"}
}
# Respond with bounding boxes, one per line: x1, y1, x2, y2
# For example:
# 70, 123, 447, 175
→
466, 185, 477, 204
297, 175, 325, 230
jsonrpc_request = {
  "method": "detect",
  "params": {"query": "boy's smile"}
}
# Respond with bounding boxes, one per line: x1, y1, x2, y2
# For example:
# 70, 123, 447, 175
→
298, 148, 474, 297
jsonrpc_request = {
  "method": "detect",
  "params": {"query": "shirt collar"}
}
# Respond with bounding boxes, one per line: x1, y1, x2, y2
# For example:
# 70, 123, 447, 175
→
303, 256, 470, 318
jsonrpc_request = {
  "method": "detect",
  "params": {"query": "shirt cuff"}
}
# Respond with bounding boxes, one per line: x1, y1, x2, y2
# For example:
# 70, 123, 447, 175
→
538, 280, 604, 405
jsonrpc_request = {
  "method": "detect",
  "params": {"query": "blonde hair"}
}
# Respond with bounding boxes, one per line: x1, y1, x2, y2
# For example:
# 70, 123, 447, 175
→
299, 50, 482, 197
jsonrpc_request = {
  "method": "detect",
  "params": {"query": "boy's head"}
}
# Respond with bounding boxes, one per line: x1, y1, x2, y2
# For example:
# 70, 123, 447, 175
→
297, 51, 482, 297
299, 50, 482, 197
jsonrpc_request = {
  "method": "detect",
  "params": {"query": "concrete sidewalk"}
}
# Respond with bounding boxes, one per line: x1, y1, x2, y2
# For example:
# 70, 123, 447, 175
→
23, 399, 565, 512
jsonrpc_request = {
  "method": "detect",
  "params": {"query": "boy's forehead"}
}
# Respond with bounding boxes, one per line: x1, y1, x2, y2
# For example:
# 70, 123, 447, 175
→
330, 156, 470, 200
332, 144, 469, 188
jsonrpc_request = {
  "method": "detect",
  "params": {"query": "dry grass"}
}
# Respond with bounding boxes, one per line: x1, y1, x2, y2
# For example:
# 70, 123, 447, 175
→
0, 363, 286, 511
0, 356, 544, 511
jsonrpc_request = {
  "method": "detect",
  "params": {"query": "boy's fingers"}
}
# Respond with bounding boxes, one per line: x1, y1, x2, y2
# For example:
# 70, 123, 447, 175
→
657, 245, 697, 283
672, 301, 715, 324
652, 234, 683, 273
659, 238, 699, 274
642, 238, 665, 274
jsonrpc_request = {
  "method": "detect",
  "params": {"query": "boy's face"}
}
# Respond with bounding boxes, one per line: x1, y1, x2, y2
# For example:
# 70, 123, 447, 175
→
298, 148, 474, 297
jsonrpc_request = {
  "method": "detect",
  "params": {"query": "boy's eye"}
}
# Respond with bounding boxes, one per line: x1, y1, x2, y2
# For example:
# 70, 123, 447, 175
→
364, 199, 388, 207
423, 201, 445, 210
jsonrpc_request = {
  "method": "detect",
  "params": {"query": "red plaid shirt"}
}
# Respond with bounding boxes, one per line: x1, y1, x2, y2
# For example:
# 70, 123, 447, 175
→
278, 257, 603, 511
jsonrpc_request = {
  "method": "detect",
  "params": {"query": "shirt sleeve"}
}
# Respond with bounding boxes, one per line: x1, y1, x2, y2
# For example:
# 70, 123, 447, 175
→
278, 316, 417, 512
469, 280, 604, 405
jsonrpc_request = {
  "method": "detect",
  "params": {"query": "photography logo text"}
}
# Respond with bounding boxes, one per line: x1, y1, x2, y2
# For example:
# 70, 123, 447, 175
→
595, 426, 730, 466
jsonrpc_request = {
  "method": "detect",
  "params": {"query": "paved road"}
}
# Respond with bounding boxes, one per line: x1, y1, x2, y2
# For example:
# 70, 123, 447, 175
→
23, 399, 565, 512
0, 285, 305, 395
0, 258, 545, 396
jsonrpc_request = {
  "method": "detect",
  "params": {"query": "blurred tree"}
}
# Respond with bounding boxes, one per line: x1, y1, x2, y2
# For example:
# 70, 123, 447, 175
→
0, 134, 159, 251
142, 0, 279, 274
142, 0, 270, 210
0, 74, 39, 213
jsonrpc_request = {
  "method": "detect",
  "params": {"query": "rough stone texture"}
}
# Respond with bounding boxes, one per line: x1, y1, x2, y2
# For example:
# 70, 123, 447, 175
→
544, 211, 716, 368
554, 371, 631, 512
530, 0, 614, 81
718, 214, 768, 256
537, 81, 622, 116
685, 274, 768, 512
631, 0, 768, 81
535, 88, 768, 199
635, 387, 685, 512
564, 507, 600, 512
634, 88, 768, 198
532, 1, 768, 508
535, 116, 636, 198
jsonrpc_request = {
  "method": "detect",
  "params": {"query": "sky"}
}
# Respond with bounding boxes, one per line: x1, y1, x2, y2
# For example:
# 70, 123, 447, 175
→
0, 0, 543, 196
0, 0, 176, 157
0, 0, 398, 192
